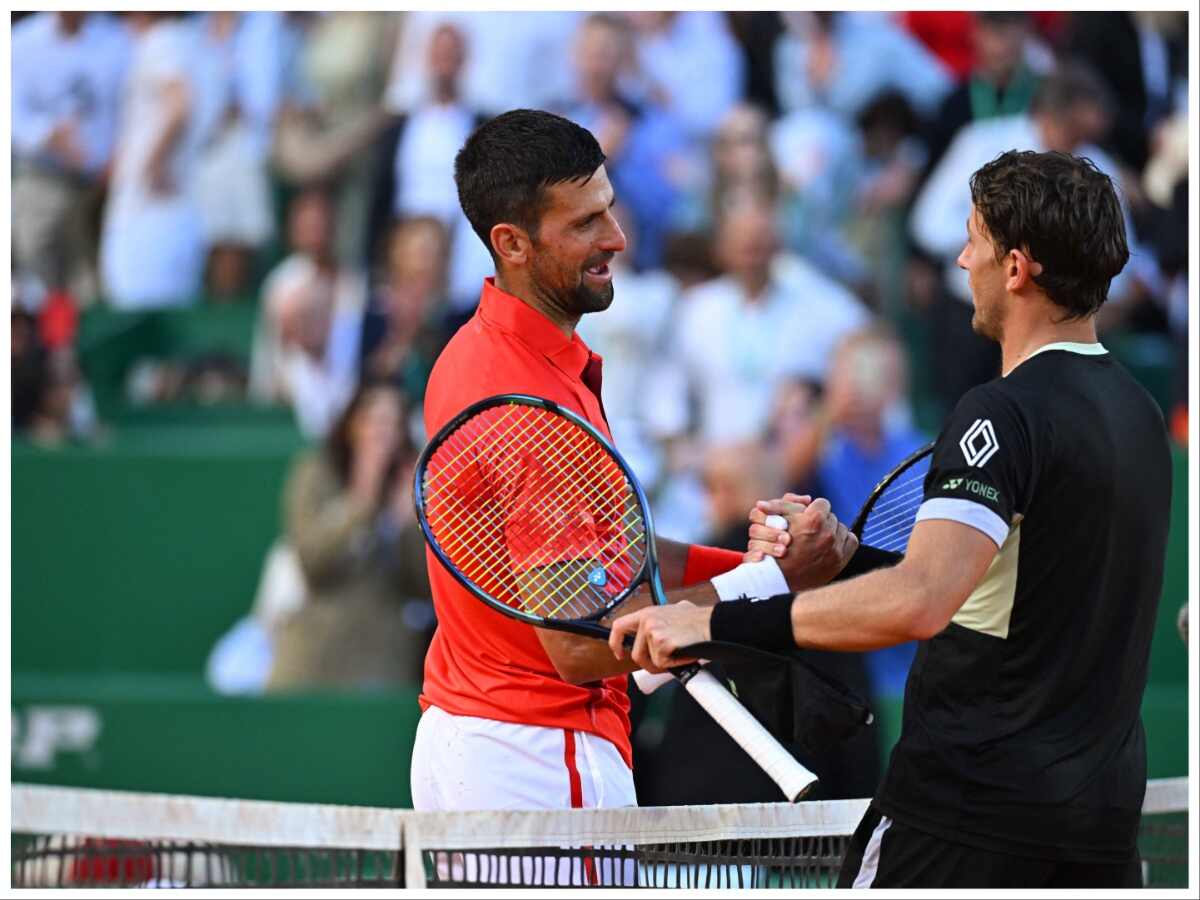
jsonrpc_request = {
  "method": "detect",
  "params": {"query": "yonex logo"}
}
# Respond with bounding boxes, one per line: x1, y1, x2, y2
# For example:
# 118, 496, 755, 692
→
942, 478, 964, 490
588, 567, 608, 588
959, 418, 999, 467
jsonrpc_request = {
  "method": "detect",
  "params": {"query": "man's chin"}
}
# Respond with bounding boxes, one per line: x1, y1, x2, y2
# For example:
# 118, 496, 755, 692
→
576, 282, 614, 314
971, 311, 1001, 342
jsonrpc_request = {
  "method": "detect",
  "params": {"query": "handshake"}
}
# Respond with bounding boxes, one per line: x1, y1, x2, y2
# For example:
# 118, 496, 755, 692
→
615, 493, 858, 678
743, 492, 858, 592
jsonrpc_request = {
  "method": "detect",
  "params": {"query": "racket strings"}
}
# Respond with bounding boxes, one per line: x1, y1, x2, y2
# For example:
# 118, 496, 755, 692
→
423, 405, 646, 619
434, 410, 643, 610
858, 458, 932, 554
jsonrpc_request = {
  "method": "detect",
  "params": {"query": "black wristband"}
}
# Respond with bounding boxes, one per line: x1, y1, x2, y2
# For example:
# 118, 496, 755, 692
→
709, 594, 797, 653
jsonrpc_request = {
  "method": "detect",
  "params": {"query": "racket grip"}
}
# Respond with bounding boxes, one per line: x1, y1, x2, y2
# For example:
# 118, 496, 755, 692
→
631, 669, 674, 694
676, 667, 818, 802
764, 514, 788, 531
632, 662, 711, 695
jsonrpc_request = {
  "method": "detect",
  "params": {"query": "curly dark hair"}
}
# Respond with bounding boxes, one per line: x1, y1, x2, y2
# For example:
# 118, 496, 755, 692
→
454, 109, 606, 261
969, 149, 1129, 319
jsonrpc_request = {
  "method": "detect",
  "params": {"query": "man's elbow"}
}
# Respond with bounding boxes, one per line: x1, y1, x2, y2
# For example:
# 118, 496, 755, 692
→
896, 573, 959, 642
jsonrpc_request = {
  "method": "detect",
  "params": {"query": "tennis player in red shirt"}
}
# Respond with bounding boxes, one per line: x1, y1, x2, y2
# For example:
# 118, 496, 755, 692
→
411, 109, 857, 815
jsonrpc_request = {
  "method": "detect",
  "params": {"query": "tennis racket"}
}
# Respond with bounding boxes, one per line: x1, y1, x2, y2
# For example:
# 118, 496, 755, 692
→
849, 441, 935, 552
414, 393, 818, 801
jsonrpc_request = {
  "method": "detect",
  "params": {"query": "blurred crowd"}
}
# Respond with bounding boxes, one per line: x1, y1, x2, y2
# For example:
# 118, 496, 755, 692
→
11, 12, 1191, 709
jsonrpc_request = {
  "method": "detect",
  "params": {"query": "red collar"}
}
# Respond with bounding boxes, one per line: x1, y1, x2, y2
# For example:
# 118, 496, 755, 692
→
477, 277, 597, 380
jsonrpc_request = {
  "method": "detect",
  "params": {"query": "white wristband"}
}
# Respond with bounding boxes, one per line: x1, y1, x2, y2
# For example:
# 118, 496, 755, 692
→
710, 556, 790, 602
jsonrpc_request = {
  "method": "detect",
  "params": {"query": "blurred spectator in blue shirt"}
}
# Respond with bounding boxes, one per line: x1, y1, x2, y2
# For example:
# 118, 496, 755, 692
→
11, 12, 130, 304
624, 12, 745, 146
774, 12, 952, 122
773, 326, 926, 695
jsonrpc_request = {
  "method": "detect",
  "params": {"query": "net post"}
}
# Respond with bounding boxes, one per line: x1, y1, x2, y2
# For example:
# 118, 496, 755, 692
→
401, 814, 426, 889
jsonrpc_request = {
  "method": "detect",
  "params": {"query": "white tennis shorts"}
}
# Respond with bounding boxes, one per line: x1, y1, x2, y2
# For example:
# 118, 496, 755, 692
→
410, 704, 637, 812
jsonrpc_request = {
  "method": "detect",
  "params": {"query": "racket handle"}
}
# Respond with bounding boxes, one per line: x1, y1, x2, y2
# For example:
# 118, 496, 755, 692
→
676, 667, 818, 802
631, 662, 711, 695
764, 514, 787, 530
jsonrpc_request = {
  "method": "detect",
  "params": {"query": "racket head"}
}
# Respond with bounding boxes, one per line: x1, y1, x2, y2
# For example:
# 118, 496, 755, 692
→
414, 394, 657, 631
849, 442, 935, 555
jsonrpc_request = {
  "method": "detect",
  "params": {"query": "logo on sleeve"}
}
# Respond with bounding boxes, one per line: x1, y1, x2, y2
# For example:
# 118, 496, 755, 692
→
959, 418, 999, 467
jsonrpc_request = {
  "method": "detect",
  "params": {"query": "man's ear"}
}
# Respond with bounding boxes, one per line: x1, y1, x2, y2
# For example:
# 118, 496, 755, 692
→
1006, 247, 1043, 292
490, 223, 530, 267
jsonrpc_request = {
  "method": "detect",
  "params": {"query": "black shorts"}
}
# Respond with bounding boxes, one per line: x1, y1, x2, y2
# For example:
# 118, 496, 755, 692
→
836, 805, 1142, 889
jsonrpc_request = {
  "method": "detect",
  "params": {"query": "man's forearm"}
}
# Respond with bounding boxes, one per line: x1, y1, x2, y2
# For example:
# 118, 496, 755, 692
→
537, 581, 719, 684
784, 565, 934, 652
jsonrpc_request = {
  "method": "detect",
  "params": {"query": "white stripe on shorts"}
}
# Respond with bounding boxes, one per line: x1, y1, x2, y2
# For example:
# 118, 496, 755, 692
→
852, 815, 893, 888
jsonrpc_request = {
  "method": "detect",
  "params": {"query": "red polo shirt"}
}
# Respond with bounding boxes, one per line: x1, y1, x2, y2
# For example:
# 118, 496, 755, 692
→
420, 278, 633, 767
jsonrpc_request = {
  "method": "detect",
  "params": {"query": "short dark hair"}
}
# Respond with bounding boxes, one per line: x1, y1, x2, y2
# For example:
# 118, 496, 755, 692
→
1030, 62, 1113, 119
969, 149, 1129, 318
454, 109, 606, 259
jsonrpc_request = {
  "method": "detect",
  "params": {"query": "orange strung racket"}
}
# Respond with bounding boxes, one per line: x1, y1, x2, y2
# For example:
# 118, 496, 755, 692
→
414, 394, 817, 801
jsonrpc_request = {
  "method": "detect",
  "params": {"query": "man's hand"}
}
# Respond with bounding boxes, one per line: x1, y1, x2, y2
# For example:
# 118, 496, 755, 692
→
746, 494, 857, 590
609, 602, 711, 673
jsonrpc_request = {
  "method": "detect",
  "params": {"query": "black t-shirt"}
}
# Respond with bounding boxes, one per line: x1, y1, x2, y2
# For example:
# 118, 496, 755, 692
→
875, 345, 1172, 862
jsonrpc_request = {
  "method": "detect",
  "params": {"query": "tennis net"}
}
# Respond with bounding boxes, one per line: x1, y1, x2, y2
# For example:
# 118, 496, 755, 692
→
10, 778, 1189, 888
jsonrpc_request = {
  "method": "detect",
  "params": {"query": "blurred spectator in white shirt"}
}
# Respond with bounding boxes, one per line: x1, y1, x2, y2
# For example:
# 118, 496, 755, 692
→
100, 13, 208, 309
623, 12, 745, 146
385, 11, 580, 116
651, 200, 867, 541
250, 189, 366, 437
191, 12, 285, 301
669, 202, 869, 445
369, 22, 493, 322
11, 12, 130, 305
774, 12, 952, 122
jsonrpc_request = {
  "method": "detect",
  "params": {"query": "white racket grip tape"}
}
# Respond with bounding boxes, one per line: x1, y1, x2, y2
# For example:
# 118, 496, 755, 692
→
631, 664, 709, 695
764, 514, 788, 530
680, 667, 817, 801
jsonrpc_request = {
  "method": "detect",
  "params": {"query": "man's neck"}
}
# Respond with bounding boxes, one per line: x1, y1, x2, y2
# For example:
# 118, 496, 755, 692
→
494, 272, 578, 337
1000, 303, 1099, 376
735, 269, 771, 303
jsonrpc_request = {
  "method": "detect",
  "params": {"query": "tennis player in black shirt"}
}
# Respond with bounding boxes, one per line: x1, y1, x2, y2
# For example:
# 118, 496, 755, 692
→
608, 150, 1172, 888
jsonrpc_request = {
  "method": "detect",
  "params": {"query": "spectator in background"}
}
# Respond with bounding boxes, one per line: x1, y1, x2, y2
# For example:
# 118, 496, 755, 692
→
368, 21, 492, 324
386, 11, 580, 116
100, 12, 207, 309
552, 13, 685, 271
623, 12, 745, 147
923, 13, 1043, 173
774, 12, 953, 123
666, 201, 868, 447
653, 200, 867, 542
775, 327, 927, 696
249, 189, 366, 437
909, 64, 1151, 413
847, 92, 927, 309
192, 11, 285, 302
358, 217, 452, 416
273, 12, 400, 267
267, 380, 434, 690
1066, 11, 1188, 172
11, 11, 130, 307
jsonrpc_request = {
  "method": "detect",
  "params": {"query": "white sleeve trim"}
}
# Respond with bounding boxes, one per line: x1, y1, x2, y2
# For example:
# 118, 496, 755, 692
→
915, 498, 1010, 549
